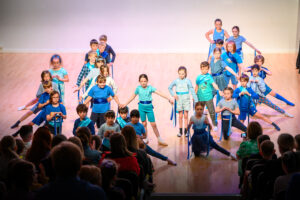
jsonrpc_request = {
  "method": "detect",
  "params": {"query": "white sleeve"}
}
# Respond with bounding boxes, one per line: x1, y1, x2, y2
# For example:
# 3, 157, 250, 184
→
108, 77, 118, 94
82, 77, 96, 99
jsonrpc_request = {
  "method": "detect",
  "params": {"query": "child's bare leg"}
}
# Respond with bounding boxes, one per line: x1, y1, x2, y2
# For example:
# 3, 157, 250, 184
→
254, 112, 280, 131
178, 111, 183, 129
11, 110, 34, 129
27, 122, 34, 126
24, 98, 38, 108
184, 111, 188, 129
142, 121, 148, 140
150, 122, 168, 146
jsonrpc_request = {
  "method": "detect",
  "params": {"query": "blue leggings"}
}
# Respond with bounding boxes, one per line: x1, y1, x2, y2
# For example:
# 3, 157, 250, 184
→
145, 144, 168, 161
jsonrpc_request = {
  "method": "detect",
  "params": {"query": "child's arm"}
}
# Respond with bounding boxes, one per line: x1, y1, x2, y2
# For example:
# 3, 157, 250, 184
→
81, 78, 96, 99
122, 93, 137, 108
211, 82, 223, 96
195, 85, 199, 94
187, 117, 194, 130
232, 88, 241, 99
261, 67, 272, 76
224, 66, 239, 78
38, 100, 49, 109
168, 80, 177, 99
187, 79, 198, 102
244, 41, 261, 54
205, 29, 215, 44
110, 78, 118, 94
46, 112, 58, 121
154, 90, 173, 104
76, 65, 88, 87
224, 30, 230, 39
246, 88, 259, 99
112, 95, 121, 107
84, 96, 93, 105
204, 116, 212, 130
56, 74, 69, 83
108, 46, 116, 65
74, 77, 90, 93
227, 105, 240, 115
215, 105, 225, 113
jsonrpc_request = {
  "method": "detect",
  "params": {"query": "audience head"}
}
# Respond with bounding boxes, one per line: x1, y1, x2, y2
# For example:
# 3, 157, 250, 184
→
260, 140, 275, 160
91, 135, 102, 151
278, 133, 295, 155
257, 134, 270, 149
121, 125, 138, 150
79, 165, 102, 186
68, 136, 84, 154
15, 138, 25, 156
100, 159, 118, 188
247, 121, 263, 140
12, 125, 33, 142
0, 136, 18, 159
281, 151, 300, 174
295, 134, 300, 151
51, 134, 67, 148
109, 133, 132, 157
76, 127, 91, 147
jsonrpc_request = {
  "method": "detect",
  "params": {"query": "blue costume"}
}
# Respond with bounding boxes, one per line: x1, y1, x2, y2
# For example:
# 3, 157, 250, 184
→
211, 28, 225, 51
49, 68, 68, 104
73, 117, 95, 135
227, 35, 246, 59
221, 52, 242, 85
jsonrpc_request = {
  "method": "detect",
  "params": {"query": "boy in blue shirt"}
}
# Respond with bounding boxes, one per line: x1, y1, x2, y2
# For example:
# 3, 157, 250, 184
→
84, 75, 121, 128
233, 74, 280, 131
73, 104, 95, 135
116, 106, 130, 130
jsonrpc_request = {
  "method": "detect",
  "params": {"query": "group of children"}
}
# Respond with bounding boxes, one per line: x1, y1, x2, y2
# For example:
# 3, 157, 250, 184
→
10, 19, 295, 160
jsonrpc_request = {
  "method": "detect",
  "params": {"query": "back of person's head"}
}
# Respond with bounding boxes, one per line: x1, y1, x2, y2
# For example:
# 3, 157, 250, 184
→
295, 134, 300, 151
260, 140, 275, 159
51, 141, 82, 178
281, 151, 300, 174
278, 133, 295, 155
0, 136, 18, 160
110, 133, 131, 157
130, 109, 140, 119
51, 134, 67, 148
121, 125, 138, 150
12, 125, 33, 141
26, 127, 52, 165
216, 39, 224, 45
15, 138, 25, 156
79, 165, 102, 186
257, 134, 270, 149
247, 121, 263, 140
76, 127, 91, 147
100, 159, 118, 188
7, 159, 35, 190
68, 136, 84, 153
91, 135, 102, 151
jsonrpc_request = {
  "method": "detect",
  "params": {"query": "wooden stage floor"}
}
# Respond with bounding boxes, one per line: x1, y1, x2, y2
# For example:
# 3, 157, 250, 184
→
0, 53, 299, 194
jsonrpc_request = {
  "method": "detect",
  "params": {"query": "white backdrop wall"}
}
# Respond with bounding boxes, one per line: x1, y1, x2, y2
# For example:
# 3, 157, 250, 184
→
0, 0, 298, 53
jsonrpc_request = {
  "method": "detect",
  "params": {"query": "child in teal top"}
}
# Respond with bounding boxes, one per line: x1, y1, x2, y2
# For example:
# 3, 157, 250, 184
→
122, 74, 173, 146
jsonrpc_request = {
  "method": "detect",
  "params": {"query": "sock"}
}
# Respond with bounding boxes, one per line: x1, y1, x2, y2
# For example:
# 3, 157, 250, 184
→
179, 128, 183, 134
275, 93, 294, 105
272, 122, 281, 131
184, 128, 187, 134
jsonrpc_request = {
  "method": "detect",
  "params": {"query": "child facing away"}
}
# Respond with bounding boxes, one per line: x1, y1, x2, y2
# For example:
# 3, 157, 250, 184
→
12, 125, 33, 158
121, 74, 173, 146
248, 64, 293, 118
84, 75, 121, 128
73, 104, 95, 136
84, 39, 99, 64
244, 55, 295, 106
215, 87, 247, 140
168, 66, 198, 137
77, 50, 97, 91
11, 71, 60, 129
48, 54, 69, 104
195, 61, 223, 131
188, 102, 236, 159
115, 106, 131, 129
126, 109, 177, 165
232, 74, 280, 131
45, 91, 67, 134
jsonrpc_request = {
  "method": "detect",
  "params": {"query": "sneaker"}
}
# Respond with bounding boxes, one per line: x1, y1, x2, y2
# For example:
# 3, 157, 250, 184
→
230, 153, 237, 161
17, 105, 26, 111
157, 137, 168, 146
284, 112, 294, 118
143, 138, 149, 144
213, 126, 218, 132
177, 132, 182, 137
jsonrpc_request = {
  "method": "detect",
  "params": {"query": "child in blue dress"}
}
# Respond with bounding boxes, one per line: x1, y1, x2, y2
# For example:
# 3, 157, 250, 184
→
227, 26, 261, 59
168, 66, 198, 137
49, 54, 69, 104
188, 102, 236, 159
122, 74, 173, 146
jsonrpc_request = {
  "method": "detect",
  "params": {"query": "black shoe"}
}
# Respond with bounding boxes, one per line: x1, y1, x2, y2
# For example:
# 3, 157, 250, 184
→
11, 121, 20, 129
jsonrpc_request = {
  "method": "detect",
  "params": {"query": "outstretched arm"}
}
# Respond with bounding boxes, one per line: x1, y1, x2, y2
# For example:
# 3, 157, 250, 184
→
154, 90, 173, 104
205, 29, 214, 44
122, 93, 137, 108
244, 41, 261, 54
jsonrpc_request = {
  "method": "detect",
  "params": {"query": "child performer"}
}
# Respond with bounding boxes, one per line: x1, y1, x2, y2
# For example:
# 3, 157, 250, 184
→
84, 75, 121, 128
116, 107, 130, 129
73, 104, 95, 135
248, 65, 293, 118
121, 74, 173, 146
244, 55, 295, 106
77, 51, 97, 91
195, 61, 223, 132
208, 39, 226, 63
97, 42, 110, 64
188, 102, 236, 159
84, 39, 99, 64
232, 74, 280, 131
99, 35, 116, 68
98, 110, 120, 139
45, 91, 67, 134
227, 26, 261, 59
168, 66, 198, 137
221, 41, 245, 89
215, 87, 247, 140
49, 54, 69, 104
205, 18, 230, 54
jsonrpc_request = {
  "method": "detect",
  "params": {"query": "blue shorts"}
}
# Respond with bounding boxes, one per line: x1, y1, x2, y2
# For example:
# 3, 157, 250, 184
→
224, 73, 238, 85
138, 103, 155, 123
264, 84, 272, 96
32, 110, 46, 126
238, 103, 257, 120
30, 103, 41, 114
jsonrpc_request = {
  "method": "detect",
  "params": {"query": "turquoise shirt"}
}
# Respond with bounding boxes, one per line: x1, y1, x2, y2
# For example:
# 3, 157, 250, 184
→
49, 68, 68, 85
221, 52, 242, 73
196, 73, 214, 101
135, 85, 156, 101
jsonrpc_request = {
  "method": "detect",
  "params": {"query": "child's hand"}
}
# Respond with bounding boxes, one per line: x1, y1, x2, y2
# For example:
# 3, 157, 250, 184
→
174, 95, 178, 101
256, 50, 262, 54
58, 112, 63, 116
255, 80, 259, 83
46, 100, 50, 104
119, 104, 125, 108
245, 91, 250, 96
210, 40, 215, 44
169, 98, 174, 105
107, 96, 112, 102
240, 92, 244, 96
73, 88, 80, 93
219, 91, 224, 96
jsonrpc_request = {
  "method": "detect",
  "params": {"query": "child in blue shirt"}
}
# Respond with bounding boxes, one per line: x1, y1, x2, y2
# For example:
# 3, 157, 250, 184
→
116, 107, 130, 130
84, 75, 121, 128
122, 74, 173, 146
73, 104, 95, 135
126, 109, 176, 166
84, 39, 99, 64
49, 54, 69, 104
45, 91, 67, 135
232, 74, 280, 131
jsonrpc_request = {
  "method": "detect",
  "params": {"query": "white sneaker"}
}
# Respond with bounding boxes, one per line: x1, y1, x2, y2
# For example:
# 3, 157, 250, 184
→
143, 138, 149, 144
213, 126, 218, 132
18, 105, 26, 111
284, 112, 294, 118
177, 132, 182, 137
157, 137, 168, 146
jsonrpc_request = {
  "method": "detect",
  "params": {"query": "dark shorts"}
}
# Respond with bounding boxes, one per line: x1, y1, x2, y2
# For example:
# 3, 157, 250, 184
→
90, 112, 105, 128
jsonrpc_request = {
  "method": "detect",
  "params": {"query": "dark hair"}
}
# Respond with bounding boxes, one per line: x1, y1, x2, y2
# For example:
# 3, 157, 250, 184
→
260, 140, 274, 158
118, 106, 129, 114
254, 55, 265, 64
213, 47, 222, 54
226, 41, 237, 53
240, 74, 249, 82
96, 75, 106, 83
12, 125, 33, 140
91, 135, 102, 150
216, 39, 224, 45
0, 136, 18, 160
247, 121, 263, 140
76, 127, 91, 146
130, 109, 140, 118
90, 39, 98, 46
121, 125, 138, 150
49, 91, 60, 104
257, 135, 270, 145
100, 159, 118, 189
41, 70, 53, 82
295, 134, 300, 150
214, 18, 222, 25
105, 110, 115, 119
178, 66, 187, 78
15, 139, 25, 155
281, 151, 300, 173
79, 165, 102, 186
51, 141, 82, 178
99, 35, 108, 41
232, 26, 240, 32
194, 101, 204, 109
278, 133, 295, 154
139, 74, 148, 81
251, 64, 260, 71
50, 54, 62, 64
42, 81, 52, 89
68, 136, 84, 153
200, 61, 210, 69
76, 104, 88, 114
224, 86, 234, 94
110, 133, 132, 157
51, 134, 67, 148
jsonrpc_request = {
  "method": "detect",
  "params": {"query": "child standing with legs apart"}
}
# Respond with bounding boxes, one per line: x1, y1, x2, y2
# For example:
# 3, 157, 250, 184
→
188, 102, 236, 159
168, 66, 198, 137
216, 87, 247, 140
122, 74, 173, 146
49, 54, 69, 104
195, 61, 223, 132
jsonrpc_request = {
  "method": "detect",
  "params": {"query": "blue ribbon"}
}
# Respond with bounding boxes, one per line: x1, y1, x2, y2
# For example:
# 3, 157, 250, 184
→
170, 100, 177, 127
139, 101, 152, 104
219, 113, 232, 141
93, 98, 108, 104
211, 72, 223, 77
176, 91, 189, 95
53, 114, 62, 136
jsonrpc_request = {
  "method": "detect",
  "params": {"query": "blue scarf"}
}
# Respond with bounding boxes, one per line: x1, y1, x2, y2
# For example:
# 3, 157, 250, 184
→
116, 117, 127, 128
79, 117, 92, 127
